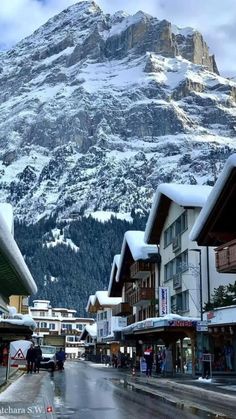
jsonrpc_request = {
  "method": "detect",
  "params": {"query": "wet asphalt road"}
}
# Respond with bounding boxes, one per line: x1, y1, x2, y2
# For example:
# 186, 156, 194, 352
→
52, 361, 199, 419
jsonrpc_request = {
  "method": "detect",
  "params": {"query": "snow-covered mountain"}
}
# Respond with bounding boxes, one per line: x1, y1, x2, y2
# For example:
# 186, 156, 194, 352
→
0, 0, 235, 223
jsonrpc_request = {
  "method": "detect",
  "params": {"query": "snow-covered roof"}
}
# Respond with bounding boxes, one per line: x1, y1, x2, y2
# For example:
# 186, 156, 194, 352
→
114, 231, 157, 288
108, 255, 121, 297
145, 183, 212, 243
1, 308, 36, 329
80, 323, 97, 340
0, 209, 37, 296
190, 155, 236, 242
94, 291, 122, 307
85, 295, 96, 312
121, 314, 200, 334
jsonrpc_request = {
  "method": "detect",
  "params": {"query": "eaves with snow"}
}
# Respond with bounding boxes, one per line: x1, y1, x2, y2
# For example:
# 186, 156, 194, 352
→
144, 183, 212, 245
109, 231, 158, 297
108, 254, 120, 297
80, 323, 97, 340
190, 154, 236, 246
0, 205, 37, 304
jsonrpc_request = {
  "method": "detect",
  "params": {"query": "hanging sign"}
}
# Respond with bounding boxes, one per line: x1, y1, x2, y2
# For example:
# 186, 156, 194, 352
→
159, 287, 170, 316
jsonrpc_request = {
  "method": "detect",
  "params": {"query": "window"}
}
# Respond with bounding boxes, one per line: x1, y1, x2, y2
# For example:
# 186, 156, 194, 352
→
164, 211, 188, 248
171, 291, 189, 313
182, 290, 189, 312
49, 323, 55, 330
164, 260, 173, 281
76, 324, 83, 330
61, 323, 72, 331
40, 322, 47, 328
39, 312, 45, 317
66, 336, 74, 342
164, 251, 188, 281
164, 225, 174, 247
104, 311, 107, 319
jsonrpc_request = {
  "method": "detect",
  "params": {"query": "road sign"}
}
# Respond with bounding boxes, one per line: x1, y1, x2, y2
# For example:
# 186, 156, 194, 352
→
13, 348, 25, 360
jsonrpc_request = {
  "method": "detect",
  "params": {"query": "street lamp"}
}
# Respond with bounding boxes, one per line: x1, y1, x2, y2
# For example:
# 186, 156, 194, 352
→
189, 249, 203, 321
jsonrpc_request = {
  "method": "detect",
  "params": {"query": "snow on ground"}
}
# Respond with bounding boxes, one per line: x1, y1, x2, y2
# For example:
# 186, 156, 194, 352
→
45, 228, 79, 252
87, 211, 133, 223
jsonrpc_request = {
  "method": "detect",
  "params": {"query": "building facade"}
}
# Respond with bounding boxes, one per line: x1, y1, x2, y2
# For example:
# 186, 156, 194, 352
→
29, 300, 94, 358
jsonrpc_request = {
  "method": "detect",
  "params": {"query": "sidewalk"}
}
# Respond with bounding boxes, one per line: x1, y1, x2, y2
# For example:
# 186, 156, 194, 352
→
121, 369, 236, 418
0, 371, 55, 418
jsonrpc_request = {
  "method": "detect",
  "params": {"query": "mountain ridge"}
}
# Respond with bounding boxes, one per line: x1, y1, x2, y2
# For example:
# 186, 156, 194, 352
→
0, 0, 234, 225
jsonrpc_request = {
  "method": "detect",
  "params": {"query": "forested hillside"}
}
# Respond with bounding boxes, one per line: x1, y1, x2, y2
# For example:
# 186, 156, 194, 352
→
14, 215, 147, 316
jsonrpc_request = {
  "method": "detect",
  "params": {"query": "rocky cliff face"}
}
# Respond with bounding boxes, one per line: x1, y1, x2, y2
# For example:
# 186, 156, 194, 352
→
0, 1, 235, 223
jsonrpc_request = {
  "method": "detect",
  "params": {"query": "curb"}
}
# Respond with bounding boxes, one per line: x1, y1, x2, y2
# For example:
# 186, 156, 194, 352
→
0, 368, 24, 394
125, 379, 232, 418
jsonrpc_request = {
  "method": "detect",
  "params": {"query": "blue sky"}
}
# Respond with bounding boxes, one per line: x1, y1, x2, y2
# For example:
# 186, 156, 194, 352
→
0, 0, 235, 77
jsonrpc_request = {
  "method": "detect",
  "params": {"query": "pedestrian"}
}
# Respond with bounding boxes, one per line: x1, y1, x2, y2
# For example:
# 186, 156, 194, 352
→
224, 341, 234, 371
202, 347, 210, 379
34, 345, 42, 373
56, 347, 66, 371
26, 344, 37, 374
144, 346, 154, 377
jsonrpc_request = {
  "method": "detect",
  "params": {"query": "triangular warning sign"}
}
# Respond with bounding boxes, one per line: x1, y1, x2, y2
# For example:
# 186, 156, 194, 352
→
13, 349, 25, 359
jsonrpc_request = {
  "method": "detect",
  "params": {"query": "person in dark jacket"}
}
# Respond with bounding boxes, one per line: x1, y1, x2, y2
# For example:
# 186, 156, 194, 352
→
26, 344, 37, 374
144, 346, 154, 377
34, 345, 42, 373
56, 348, 66, 371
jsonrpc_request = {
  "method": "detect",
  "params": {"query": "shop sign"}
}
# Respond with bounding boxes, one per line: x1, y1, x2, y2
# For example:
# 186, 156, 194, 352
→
168, 320, 196, 327
159, 286, 170, 316
144, 320, 154, 328
196, 320, 208, 332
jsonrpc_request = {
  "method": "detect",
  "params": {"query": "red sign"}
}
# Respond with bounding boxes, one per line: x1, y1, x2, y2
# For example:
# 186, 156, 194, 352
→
169, 320, 195, 327
207, 311, 215, 320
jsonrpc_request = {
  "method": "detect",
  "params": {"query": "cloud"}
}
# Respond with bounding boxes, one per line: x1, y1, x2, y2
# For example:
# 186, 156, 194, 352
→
0, 0, 235, 76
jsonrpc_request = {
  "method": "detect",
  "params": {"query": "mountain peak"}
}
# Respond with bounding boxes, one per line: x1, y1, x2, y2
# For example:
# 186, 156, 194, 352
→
0, 1, 233, 223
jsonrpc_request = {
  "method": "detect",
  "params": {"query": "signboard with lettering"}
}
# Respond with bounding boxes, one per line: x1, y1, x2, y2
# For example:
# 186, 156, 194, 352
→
168, 320, 197, 327
159, 287, 170, 317
197, 321, 208, 332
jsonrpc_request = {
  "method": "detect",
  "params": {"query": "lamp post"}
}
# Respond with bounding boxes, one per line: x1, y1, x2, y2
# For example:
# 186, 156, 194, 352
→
190, 248, 204, 377
190, 249, 203, 321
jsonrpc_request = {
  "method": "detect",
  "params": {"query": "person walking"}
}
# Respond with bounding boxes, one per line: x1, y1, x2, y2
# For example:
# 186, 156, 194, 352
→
26, 344, 37, 374
202, 347, 210, 379
34, 345, 42, 373
56, 348, 66, 371
224, 341, 234, 371
144, 346, 154, 377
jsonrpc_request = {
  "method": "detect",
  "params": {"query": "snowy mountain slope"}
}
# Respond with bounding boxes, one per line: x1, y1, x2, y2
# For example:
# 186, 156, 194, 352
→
0, 1, 235, 223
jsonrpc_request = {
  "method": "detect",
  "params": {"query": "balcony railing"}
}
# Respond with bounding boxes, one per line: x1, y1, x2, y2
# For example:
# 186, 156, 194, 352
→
173, 273, 182, 289
130, 261, 152, 279
112, 302, 132, 317
61, 329, 80, 335
128, 287, 155, 307
215, 239, 236, 273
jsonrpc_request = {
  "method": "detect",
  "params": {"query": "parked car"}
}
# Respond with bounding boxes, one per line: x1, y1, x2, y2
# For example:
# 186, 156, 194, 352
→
40, 345, 56, 370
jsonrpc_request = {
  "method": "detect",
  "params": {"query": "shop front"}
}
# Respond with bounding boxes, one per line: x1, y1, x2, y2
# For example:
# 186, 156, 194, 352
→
121, 317, 199, 377
205, 306, 236, 373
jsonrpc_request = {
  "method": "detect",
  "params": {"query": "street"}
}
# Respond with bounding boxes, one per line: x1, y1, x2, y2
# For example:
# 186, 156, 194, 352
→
53, 361, 198, 419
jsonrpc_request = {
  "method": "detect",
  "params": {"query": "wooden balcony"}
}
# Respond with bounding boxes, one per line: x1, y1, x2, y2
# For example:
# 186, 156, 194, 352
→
112, 302, 132, 317
215, 239, 236, 273
130, 261, 152, 279
129, 287, 155, 307
61, 329, 81, 335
